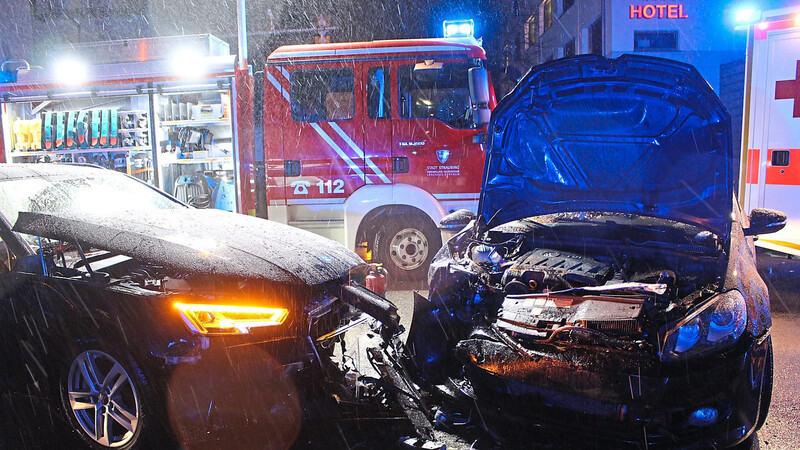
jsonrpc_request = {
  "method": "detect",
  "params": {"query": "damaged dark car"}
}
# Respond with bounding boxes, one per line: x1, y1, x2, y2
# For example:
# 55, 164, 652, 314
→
0, 164, 426, 449
408, 55, 785, 449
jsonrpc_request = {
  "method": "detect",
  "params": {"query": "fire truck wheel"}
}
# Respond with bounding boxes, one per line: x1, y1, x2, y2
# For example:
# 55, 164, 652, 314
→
375, 215, 442, 281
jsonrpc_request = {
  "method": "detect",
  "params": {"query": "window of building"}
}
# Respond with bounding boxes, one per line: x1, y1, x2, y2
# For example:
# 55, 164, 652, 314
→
589, 18, 602, 55
542, 0, 553, 33
564, 39, 576, 58
398, 63, 472, 129
367, 67, 391, 120
525, 14, 537, 48
633, 31, 679, 52
290, 68, 354, 122
563, 0, 575, 14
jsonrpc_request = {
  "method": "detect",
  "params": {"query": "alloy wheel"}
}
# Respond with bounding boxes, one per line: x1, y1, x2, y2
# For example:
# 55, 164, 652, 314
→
66, 350, 140, 447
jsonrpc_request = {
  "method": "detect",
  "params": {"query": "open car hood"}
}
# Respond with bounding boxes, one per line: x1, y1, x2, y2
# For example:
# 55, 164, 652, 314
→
478, 55, 735, 237
14, 209, 364, 286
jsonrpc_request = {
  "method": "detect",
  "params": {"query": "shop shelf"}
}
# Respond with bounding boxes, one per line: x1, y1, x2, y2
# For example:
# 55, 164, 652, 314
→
161, 156, 233, 165
159, 118, 230, 127
118, 128, 150, 132
9, 146, 152, 156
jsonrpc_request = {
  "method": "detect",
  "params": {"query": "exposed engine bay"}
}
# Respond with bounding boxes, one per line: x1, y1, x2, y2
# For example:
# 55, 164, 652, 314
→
410, 214, 727, 388
461, 215, 722, 347
398, 213, 736, 445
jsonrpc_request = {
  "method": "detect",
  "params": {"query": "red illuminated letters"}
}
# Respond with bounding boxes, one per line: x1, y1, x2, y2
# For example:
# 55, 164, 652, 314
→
667, 4, 678, 18
630, 3, 688, 19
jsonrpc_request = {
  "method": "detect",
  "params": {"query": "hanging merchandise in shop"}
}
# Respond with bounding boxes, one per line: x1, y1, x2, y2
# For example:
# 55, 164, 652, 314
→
0, 34, 245, 213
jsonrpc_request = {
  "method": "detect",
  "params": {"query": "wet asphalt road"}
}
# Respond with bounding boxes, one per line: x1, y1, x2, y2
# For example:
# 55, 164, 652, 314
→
384, 286, 800, 450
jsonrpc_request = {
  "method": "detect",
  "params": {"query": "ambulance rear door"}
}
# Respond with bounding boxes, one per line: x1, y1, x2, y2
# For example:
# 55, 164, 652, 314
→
747, 26, 800, 253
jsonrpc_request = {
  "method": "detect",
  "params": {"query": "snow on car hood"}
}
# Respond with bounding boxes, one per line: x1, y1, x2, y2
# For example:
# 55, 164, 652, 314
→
478, 55, 735, 236
14, 209, 364, 285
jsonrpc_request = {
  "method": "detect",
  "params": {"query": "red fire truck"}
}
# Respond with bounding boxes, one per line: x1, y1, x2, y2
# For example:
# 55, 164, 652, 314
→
262, 37, 495, 279
0, 33, 495, 280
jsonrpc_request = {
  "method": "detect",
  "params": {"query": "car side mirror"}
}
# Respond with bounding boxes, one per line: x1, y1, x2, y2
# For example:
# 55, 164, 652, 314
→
468, 67, 491, 128
439, 209, 477, 231
473, 107, 491, 128
745, 208, 786, 236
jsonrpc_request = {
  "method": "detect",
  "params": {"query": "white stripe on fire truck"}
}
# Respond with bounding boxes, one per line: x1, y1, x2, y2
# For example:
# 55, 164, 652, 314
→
309, 122, 370, 181
433, 193, 481, 200
327, 122, 392, 184
274, 67, 390, 184
266, 72, 290, 101
288, 198, 347, 205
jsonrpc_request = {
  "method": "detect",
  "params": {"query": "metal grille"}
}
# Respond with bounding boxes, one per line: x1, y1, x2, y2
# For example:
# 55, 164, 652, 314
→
585, 320, 640, 335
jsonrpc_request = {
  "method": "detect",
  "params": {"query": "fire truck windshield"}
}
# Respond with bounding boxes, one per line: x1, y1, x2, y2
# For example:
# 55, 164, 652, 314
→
398, 63, 473, 129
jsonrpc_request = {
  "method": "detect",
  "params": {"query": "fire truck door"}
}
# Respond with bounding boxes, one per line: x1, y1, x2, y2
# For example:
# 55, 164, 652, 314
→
281, 65, 366, 203
392, 62, 477, 197
363, 66, 393, 184
758, 32, 800, 229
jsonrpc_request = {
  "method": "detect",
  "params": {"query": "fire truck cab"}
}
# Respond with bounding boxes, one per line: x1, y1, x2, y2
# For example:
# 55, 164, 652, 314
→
263, 38, 495, 279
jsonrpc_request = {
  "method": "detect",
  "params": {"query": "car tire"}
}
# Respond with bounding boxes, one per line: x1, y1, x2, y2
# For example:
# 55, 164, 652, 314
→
375, 214, 442, 282
58, 340, 165, 449
755, 337, 773, 431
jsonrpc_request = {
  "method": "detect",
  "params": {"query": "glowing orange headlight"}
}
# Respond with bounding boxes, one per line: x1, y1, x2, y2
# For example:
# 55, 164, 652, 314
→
175, 302, 288, 335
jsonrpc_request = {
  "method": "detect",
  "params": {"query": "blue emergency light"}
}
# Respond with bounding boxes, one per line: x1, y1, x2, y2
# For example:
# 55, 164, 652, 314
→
443, 20, 474, 39
734, 8, 761, 24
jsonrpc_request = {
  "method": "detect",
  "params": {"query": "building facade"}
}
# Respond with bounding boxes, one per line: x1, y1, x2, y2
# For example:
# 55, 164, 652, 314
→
509, 1, 744, 89
504, 0, 746, 145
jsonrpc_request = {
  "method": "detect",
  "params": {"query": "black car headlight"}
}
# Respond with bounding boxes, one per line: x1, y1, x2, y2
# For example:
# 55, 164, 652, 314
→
660, 290, 747, 362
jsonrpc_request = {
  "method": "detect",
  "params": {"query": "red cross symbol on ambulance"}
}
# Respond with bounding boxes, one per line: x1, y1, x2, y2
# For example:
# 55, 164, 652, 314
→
775, 60, 800, 118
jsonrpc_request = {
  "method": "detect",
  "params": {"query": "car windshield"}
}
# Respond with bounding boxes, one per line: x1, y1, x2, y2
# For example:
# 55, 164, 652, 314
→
0, 170, 184, 239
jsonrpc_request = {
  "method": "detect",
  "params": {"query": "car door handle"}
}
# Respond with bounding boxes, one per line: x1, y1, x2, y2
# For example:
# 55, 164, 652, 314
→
392, 157, 409, 174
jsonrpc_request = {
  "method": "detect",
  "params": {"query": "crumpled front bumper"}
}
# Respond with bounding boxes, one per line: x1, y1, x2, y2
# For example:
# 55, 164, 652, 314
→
456, 333, 770, 449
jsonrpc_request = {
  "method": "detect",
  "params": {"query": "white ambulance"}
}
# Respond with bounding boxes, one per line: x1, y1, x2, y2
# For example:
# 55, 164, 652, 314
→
742, 6, 800, 256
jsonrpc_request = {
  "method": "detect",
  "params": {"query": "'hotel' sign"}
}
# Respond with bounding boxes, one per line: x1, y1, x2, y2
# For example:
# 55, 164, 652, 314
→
629, 4, 689, 19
